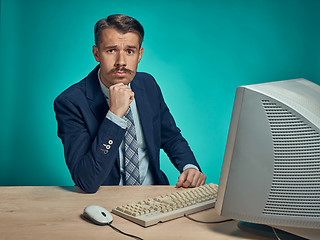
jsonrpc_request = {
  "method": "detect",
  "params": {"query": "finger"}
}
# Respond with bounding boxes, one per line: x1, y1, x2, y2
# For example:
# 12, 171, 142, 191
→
110, 87, 134, 99
196, 173, 203, 187
177, 173, 187, 187
188, 171, 198, 187
176, 172, 187, 188
110, 84, 131, 91
182, 170, 195, 188
191, 176, 198, 187
197, 172, 206, 186
113, 86, 132, 93
129, 91, 135, 103
109, 83, 125, 89
120, 87, 134, 95
191, 171, 202, 187
200, 174, 207, 185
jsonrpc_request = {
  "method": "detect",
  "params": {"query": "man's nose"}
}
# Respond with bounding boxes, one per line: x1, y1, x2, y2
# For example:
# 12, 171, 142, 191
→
115, 51, 126, 67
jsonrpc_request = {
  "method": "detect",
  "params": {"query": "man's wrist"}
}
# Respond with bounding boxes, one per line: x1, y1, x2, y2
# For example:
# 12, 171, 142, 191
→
106, 110, 127, 129
183, 164, 199, 172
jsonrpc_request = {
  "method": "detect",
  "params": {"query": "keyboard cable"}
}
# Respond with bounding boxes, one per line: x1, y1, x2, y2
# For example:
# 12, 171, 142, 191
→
272, 227, 281, 240
184, 214, 234, 224
107, 223, 143, 240
185, 215, 284, 240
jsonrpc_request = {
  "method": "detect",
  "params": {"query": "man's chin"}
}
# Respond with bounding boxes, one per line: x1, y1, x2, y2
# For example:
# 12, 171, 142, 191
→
113, 73, 136, 85
102, 72, 136, 87
113, 77, 132, 86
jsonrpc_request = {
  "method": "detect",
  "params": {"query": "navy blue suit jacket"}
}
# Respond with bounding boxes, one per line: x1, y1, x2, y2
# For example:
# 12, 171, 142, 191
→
54, 65, 200, 193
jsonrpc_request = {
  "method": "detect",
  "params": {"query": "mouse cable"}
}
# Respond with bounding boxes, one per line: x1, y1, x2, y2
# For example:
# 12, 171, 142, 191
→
107, 223, 143, 240
184, 214, 234, 224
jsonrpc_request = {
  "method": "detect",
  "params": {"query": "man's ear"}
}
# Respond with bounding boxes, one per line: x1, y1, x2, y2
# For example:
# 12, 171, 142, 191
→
92, 45, 100, 62
138, 47, 144, 63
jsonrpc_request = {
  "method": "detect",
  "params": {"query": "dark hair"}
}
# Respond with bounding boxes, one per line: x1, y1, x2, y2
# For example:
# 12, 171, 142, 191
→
94, 14, 144, 48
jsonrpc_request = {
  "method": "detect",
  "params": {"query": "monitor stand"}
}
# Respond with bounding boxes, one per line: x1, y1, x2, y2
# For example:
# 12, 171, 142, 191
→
237, 222, 308, 240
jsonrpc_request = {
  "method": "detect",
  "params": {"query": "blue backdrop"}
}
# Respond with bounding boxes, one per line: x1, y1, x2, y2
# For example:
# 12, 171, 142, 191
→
1, 0, 319, 186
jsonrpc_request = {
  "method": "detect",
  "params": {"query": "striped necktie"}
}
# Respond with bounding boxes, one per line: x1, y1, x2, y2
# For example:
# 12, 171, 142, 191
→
123, 107, 141, 185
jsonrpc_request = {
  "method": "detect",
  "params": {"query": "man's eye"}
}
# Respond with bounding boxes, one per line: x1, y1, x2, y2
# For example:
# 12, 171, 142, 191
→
127, 50, 134, 54
107, 49, 115, 53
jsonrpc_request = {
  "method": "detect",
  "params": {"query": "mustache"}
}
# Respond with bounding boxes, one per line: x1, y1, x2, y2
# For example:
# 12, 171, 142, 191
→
109, 67, 134, 74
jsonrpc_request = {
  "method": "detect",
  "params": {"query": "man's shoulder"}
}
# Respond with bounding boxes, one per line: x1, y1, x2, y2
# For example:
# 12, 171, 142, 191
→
55, 78, 86, 104
55, 65, 99, 104
135, 72, 155, 81
134, 72, 159, 89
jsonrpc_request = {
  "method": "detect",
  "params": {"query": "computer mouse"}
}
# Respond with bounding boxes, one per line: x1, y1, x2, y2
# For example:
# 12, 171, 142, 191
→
83, 205, 113, 225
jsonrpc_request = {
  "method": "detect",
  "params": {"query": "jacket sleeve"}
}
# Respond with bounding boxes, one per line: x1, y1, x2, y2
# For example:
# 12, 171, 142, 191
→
54, 97, 126, 193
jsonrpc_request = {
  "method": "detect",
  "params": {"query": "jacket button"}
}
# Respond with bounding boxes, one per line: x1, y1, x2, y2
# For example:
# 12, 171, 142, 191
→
108, 140, 113, 145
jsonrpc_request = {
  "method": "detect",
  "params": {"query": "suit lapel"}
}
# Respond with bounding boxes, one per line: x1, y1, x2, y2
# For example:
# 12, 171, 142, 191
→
85, 65, 120, 174
85, 65, 109, 122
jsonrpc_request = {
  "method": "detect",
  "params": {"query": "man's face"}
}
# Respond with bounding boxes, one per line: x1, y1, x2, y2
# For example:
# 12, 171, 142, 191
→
93, 28, 144, 88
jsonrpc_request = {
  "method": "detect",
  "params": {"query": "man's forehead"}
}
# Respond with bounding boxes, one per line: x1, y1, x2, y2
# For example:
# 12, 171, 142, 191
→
100, 28, 140, 44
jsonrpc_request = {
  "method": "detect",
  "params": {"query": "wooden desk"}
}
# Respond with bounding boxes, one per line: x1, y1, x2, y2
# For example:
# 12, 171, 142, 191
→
0, 186, 269, 240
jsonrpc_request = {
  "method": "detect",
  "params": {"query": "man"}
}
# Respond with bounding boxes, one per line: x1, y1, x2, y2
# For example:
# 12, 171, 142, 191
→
54, 14, 206, 193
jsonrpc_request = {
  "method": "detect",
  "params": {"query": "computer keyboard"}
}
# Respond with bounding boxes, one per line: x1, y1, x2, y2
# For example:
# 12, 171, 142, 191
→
111, 183, 218, 227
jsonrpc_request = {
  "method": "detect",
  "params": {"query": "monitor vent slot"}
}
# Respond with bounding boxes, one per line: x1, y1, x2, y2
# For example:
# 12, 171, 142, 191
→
261, 100, 320, 217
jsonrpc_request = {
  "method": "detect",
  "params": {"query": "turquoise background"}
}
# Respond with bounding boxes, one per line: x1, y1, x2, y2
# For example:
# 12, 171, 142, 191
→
1, 0, 319, 186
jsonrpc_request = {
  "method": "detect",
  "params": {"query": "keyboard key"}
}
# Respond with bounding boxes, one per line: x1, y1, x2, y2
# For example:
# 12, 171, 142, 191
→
111, 183, 218, 227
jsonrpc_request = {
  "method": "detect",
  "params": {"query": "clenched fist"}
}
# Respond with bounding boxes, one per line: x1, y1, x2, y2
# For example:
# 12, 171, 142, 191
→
109, 83, 134, 118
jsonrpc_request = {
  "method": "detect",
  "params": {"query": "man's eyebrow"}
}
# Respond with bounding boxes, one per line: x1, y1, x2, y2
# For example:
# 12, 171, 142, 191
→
103, 45, 117, 49
101, 45, 138, 50
127, 45, 138, 49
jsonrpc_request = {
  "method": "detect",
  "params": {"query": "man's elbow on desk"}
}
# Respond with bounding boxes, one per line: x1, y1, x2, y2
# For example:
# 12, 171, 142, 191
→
80, 186, 100, 194
74, 179, 100, 194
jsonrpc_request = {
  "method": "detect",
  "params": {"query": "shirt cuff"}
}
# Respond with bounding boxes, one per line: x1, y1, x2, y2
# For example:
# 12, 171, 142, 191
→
106, 111, 127, 129
183, 164, 199, 172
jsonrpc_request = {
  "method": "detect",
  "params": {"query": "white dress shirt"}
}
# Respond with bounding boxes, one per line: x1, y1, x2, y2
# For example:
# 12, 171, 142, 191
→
98, 69, 198, 185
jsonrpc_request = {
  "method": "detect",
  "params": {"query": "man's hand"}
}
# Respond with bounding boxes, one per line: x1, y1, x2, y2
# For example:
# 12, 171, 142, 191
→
176, 168, 206, 188
109, 83, 134, 118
